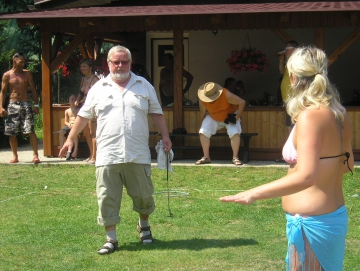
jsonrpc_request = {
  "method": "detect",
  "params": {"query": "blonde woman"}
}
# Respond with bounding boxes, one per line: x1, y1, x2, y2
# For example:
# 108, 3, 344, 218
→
220, 45, 354, 271
75, 58, 99, 164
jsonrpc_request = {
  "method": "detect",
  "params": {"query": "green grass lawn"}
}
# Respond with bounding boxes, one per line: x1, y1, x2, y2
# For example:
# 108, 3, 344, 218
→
0, 165, 359, 271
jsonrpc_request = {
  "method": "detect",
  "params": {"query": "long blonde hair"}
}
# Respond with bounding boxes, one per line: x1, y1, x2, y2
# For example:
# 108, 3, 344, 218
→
286, 45, 345, 123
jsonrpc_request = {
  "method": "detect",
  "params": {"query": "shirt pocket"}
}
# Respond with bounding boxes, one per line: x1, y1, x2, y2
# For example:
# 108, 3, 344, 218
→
95, 97, 113, 116
133, 94, 149, 112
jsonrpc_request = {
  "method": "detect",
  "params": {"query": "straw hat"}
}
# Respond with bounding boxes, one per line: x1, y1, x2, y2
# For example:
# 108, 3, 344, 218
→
198, 82, 223, 102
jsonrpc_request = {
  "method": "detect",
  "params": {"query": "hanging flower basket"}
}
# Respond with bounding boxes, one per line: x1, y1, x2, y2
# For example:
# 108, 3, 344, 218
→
226, 47, 270, 74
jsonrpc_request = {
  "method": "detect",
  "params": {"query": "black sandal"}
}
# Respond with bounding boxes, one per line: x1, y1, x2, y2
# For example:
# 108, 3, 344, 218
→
97, 239, 118, 255
137, 223, 153, 244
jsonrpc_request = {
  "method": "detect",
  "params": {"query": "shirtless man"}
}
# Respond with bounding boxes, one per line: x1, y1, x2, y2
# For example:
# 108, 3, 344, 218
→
58, 94, 80, 159
0, 52, 40, 164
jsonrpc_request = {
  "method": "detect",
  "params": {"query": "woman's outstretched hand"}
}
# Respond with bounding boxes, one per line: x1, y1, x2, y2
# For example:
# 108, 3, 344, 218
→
219, 190, 256, 205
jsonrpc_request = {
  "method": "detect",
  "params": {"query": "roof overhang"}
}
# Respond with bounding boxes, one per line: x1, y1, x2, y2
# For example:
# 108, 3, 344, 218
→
1, 2, 360, 20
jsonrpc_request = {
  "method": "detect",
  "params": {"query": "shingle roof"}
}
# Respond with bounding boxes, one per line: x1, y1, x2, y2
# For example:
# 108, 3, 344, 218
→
1, 2, 360, 19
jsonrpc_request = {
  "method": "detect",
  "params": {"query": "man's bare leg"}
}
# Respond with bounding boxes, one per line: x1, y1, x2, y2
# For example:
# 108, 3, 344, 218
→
230, 134, 241, 159
58, 130, 66, 149
9, 135, 19, 163
29, 132, 40, 162
29, 132, 39, 157
199, 133, 211, 159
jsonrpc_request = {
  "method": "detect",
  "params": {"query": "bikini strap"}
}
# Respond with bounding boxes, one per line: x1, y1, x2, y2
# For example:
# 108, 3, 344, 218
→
320, 152, 353, 175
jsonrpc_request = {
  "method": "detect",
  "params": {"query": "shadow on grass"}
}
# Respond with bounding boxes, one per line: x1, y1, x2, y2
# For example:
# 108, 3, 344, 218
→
118, 238, 258, 252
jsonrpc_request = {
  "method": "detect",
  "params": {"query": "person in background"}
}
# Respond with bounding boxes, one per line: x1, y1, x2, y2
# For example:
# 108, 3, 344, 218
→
196, 82, 246, 166
276, 40, 298, 163
220, 45, 353, 271
235, 80, 246, 100
59, 45, 172, 255
159, 53, 193, 106
74, 58, 99, 164
58, 94, 79, 160
224, 78, 246, 101
223, 77, 237, 94
279, 40, 298, 131
276, 76, 284, 105
0, 52, 40, 164
130, 48, 151, 84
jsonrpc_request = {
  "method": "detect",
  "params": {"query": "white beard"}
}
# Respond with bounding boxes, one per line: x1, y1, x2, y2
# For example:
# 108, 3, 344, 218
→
110, 71, 130, 81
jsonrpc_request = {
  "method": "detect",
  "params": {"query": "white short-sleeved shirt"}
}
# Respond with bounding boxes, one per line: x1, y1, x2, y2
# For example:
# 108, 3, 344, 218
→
78, 72, 163, 166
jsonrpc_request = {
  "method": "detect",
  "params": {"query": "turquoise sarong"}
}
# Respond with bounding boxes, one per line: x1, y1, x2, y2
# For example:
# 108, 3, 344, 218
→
285, 205, 348, 271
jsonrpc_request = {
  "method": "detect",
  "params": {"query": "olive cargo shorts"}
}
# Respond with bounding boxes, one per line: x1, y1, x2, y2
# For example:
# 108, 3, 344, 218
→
96, 163, 155, 226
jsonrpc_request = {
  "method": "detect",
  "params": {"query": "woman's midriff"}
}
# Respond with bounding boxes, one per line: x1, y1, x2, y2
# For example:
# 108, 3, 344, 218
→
282, 191, 344, 216
281, 165, 345, 216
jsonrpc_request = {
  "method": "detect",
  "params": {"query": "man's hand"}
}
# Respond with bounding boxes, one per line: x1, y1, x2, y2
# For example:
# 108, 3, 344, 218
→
59, 140, 74, 158
224, 114, 236, 124
162, 136, 172, 153
0, 108, 6, 118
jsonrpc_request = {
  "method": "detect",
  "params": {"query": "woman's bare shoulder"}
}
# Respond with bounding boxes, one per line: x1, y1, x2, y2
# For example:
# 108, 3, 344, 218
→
298, 106, 333, 121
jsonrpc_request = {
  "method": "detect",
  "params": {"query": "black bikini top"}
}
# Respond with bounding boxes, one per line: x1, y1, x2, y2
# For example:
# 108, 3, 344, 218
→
320, 152, 353, 175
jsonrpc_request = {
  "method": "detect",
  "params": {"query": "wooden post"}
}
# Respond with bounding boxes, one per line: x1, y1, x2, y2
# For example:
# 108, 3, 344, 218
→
315, 28, 324, 50
41, 32, 53, 156
173, 29, 183, 130
86, 36, 95, 59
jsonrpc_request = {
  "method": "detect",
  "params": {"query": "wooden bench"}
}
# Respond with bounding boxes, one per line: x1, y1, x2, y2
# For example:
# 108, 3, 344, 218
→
153, 132, 258, 163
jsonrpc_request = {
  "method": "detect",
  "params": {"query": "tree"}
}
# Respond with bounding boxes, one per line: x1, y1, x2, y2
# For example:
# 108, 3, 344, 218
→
0, 20, 14, 73
0, 0, 42, 91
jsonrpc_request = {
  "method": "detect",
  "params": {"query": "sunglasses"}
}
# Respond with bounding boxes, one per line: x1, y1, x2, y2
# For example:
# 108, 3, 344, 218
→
12, 52, 24, 59
109, 60, 130, 66
285, 47, 295, 51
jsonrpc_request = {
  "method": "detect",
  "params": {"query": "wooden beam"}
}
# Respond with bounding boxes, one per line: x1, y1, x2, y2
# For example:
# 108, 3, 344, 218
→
51, 33, 63, 61
78, 41, 88, 59
173, 29, 184, 130
86, 36, 95, 59
41, 32, 53, 157
271, 28, 292, 43
315, 28, 324, 50
50, 32, 88, 73
94, 38, 104, 61
328, 27, 360, 66
92, 32, 126, 43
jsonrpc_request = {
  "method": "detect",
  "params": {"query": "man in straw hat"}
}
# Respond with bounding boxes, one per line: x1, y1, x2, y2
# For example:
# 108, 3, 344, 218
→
196, 82, 246, 165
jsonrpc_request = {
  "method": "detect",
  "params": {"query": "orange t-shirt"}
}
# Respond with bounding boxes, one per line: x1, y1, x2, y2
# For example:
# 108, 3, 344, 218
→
202, 88, 237, 122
